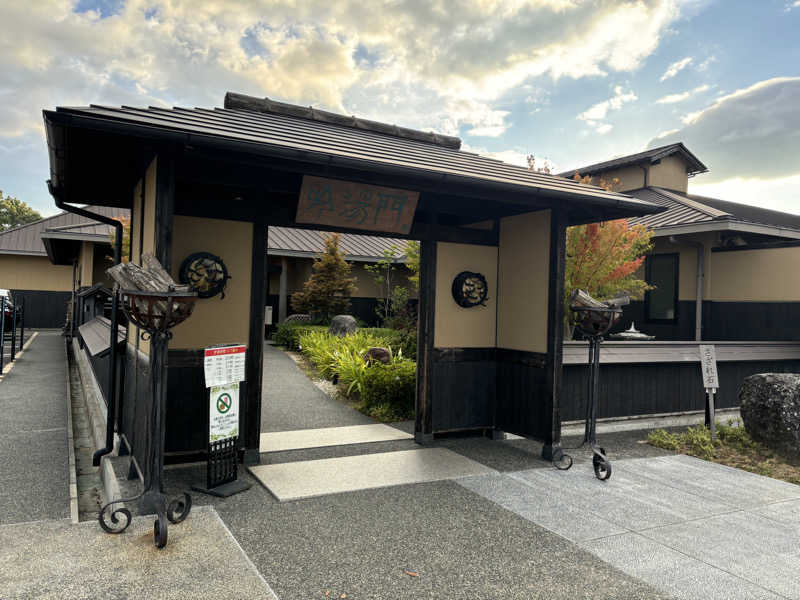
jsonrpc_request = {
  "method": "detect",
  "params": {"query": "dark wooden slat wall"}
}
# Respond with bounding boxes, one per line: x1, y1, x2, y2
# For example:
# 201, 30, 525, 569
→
431, 348, 496, 431
611, 300, 800, 342
9, 290, 71, 329
562, 359, 800, 421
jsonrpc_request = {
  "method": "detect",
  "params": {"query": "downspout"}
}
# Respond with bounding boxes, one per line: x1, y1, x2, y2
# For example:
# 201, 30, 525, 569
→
639, 164, 649, 188
48, 181, 123, 466
669, 235, 704, 341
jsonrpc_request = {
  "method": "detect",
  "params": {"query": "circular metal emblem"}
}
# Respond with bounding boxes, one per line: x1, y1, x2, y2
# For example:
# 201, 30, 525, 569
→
451, 271, 489, 308
178, 252, 230, 299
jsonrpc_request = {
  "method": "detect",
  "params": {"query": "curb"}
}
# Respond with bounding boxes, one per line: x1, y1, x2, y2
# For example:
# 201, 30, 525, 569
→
65, 338, 80, 524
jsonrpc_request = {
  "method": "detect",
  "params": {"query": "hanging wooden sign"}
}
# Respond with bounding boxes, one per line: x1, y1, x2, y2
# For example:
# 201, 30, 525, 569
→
296, 175, 419, 234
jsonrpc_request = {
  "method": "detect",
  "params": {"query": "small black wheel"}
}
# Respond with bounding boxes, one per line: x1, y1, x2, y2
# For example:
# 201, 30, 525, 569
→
167, 493, 192, 524
593, 448, 612, 481
154, 517, 168, 549
553, 448, 574, 471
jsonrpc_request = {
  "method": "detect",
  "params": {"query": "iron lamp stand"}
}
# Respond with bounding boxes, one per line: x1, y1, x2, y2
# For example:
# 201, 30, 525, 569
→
98, 289, 196, 548
554, 299, 623, 481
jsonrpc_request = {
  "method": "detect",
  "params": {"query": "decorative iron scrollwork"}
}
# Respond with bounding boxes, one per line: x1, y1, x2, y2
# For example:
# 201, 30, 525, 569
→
179, 252, 230, 299
98, 498, 134, 534
451, 271, 489, 308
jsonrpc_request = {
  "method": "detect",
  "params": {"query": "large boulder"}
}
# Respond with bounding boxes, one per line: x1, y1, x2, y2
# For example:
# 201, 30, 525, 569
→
739, 373, 800, 457
284, 313, 311, 324
328, 315, 357, 337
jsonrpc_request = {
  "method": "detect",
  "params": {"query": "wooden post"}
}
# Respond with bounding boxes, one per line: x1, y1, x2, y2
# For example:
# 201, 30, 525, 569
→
244, 221, 267, 464
279, 256, 288, 323
542, 207, 567, 460
415, 239, 436, 443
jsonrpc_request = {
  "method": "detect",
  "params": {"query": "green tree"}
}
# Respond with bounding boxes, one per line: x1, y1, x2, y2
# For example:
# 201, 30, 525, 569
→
106, 216, 131, 263
0, 192, 42, 231
291, 233, 357, 322
405, 240, 420, 291
564, 173, 653, 337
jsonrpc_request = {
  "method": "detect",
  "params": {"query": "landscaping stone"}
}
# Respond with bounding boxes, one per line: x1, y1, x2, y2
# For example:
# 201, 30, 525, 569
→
363, 346, 392, 364
328, 314, 357, 337
284, 313, 311, 324
739, 373, 800, 457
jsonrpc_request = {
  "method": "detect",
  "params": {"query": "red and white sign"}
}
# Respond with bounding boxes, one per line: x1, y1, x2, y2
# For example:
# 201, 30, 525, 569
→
204, 344, 246, 387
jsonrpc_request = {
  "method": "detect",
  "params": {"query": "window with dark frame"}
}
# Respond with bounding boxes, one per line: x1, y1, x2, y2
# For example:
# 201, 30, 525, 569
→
645, 253, 679, 322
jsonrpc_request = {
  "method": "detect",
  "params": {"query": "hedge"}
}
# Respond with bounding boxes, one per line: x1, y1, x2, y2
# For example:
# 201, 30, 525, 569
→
360, 359, 416, 421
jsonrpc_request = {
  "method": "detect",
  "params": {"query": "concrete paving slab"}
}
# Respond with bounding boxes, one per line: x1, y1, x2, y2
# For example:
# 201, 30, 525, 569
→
259, 423, 412, 453
250, 447, 496, 501
641, 510, 800, 598
0, 506, 277, 600
582, 532, 784, 600
0, 332, 70, 525
616, 454, 800, 507
458, 472, 627, 542
751, 498, 800, 530
511, 463, 706, 531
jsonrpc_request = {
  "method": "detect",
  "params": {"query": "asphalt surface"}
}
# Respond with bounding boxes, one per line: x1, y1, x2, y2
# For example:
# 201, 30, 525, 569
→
0, 331, 69, 525
261, 342, 373, 432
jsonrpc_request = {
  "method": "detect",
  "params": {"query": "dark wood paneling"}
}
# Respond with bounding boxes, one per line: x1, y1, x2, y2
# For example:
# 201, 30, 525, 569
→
164, 349, 208, 453
431, 348, 495, 432
610, 301, 800, 342
415, 240, 435, 442
10, 290, 71, 329
495, 351, 549, 440
704, 302, 800, 341
562, 359, 800, 420
608, 300, 697, 341
244, 221, 267, 462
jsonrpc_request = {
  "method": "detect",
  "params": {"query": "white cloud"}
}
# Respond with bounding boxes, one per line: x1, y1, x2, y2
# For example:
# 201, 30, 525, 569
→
577, 85, 637, 133
0, 0, 684, 140
696, 56, 716, 71
651, 77, 800, 182
690, 175, 800, 215
655, 83, 710, 104
660, 57, 693, 81
656, 91, 690, 104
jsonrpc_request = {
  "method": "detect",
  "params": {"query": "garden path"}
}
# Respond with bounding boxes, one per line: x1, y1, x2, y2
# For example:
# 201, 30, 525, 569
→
260, 341, 373, 433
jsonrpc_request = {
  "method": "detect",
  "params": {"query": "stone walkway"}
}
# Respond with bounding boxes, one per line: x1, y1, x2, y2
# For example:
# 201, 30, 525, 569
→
261, 342, 373, 432
0, 331, 69, 525
460, 453, 800, 600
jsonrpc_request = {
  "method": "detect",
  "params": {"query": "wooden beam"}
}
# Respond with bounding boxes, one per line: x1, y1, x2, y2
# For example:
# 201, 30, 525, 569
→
243, 221, 267, 465
542, 206, 567, 460
415, 239, 436, 443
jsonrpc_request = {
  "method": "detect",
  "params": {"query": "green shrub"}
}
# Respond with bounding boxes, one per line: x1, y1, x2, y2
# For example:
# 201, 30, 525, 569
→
272, 323, 327, 349
361, 327, 417, 360
360, 359, 416, 420
646, 428, 680, 452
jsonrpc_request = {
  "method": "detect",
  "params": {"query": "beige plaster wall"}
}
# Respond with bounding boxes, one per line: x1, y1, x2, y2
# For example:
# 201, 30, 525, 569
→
648, 155, 689, 193
497, 210, 550, 353
650, 233, 717, 301
0, 254, 73, 291
434, 242, 498, 348
710, 247, 800, 302
588, 165, 646, 192
169, 216, 253, 349
79, 241, 94, 287
129, 158, 157, 355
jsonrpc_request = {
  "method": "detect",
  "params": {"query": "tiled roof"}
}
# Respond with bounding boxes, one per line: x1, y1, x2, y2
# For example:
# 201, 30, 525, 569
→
0, 206, 128, 256
45, 94, 662, 216
627, 187, 800, 235
558, 143, 708, 178
268, 227, 407, 262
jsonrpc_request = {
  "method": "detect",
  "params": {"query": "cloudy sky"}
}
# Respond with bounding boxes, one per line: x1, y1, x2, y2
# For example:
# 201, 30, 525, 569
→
2, 0, 799, 216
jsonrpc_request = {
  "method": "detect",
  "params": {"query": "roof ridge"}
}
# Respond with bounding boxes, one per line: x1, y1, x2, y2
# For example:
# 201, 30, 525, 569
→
650, 187, 730, 219
224, 91, 462, 150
